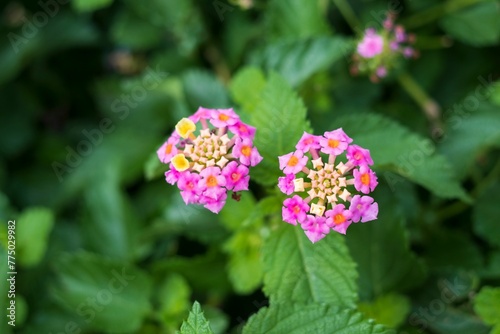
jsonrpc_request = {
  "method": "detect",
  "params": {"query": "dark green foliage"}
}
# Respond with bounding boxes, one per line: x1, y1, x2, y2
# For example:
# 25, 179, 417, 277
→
1, 0, 499, 333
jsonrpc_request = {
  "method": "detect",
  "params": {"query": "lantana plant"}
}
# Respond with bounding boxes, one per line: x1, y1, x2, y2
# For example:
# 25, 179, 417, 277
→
278, 129, 378, 243
351, 14, 417, 82
157, 107, 262, 213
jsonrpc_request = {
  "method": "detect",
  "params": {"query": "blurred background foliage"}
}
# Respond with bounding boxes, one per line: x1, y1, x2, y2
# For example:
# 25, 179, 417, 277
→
0, 0, 499, 333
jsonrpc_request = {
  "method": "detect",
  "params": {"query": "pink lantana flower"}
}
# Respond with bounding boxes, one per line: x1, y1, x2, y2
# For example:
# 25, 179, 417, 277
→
319, 128, 353, 155
278, 174, 295, 195
302, 215, 330, 243
177, 172, 201, 204
278, 151, 308, 175
222, 161, 250, 192
349, 195, 378, 223
346, 145, 374, 166
282, 195, 309, 225
353, 165, 378, 194
277, 128, 378, 242
233, 137, 263, 166
229, 121, 256, 139
156, 107, 262, 213
325, 204, 352, 235
165, 168, 181, 185
351, 14, 417, 82
157, 136, 179, 164
357, 29, 384, 58
209, 108, 239, 127
296, 132, 321, 151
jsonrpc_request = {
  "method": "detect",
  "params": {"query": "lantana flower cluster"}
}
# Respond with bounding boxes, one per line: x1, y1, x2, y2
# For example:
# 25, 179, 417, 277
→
157, 107, 262, 213
278, 129, 379, 243
351, 14, 417, 82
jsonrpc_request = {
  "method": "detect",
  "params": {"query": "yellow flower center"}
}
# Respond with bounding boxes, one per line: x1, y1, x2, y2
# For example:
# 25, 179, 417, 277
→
241, 146, 252, 157
172, 154, 189, 171
361, 173, 370, 185
219, 113, 230, 121
334, 214, 346, 225
288, 156, 299, 167
206, 175, 218, 187
175, 118, 196, 138
165, 144, 173, 155
328, 139, 339, 148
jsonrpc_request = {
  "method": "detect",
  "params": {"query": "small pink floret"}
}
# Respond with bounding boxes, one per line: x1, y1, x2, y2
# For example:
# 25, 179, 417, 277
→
357, 30, 384, 58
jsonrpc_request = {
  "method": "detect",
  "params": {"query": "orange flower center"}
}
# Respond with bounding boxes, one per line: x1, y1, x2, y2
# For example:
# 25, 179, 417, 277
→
361, 173, 370, 185
206, 175, 218, 187
334, 214, 346, 225
239, 124, 248, 133
354, 152, 363, 160
292, 205, 301, 214
219, 113, 229, 121
288, 156, 299, 167
305, 137, 313, 144
165, 144, 173, 155
241, 146, 252, 157
328, 139, 339, 148
186, 181, 194, 190
231, 173, 241, 182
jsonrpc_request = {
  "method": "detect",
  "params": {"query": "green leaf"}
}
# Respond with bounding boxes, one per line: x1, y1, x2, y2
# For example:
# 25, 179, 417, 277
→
474, 182, 500, 247
51, 252, 152, 333
1, 13, 98, 84
263, 225, 358, 307
181, 70, 231, 111
202, 306, 229, 334
265, 0, 330, 40
16, 207, 54, 267
220, 193, 265, 294
229, 67, 267, 115
438, 103, 500, 179
110, 10, 164, 50
81, 174, 140, 260
358, 293, 411, 329
422, 229, 484, 271
347, 186, 426, 300
122, 0, 205, 54
73, 0, 114, 12
440, 1, 500, 47
153, 251, 231, 295
421, 306, 490, 334
144, 151, 167, 181
220, 192, 260, 231
481, 251, 500, 280
474, 286, 500, 326
250, 36, 352, 87
223, 229, 264, 294
178, 301, 214, 334
250, 72, 311, 186
335, 113, 470, 201
158, 274, 191, 329
243, 304, 395, 334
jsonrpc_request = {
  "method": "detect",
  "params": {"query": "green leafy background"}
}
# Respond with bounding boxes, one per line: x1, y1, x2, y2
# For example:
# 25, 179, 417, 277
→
1, 0, 499, 333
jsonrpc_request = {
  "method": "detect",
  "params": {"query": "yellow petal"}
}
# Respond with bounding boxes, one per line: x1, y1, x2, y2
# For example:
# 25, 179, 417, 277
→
171, 154, 190, 171
175, 118, 196, 139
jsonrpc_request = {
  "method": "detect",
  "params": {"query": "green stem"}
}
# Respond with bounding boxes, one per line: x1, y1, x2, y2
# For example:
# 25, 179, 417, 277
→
436, 201, 468, 222
402, 0, 489, 29
332, 0, 361, 31
471, 158, 500, 197
397, 72, 441, 123
414, 36, 453, 50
